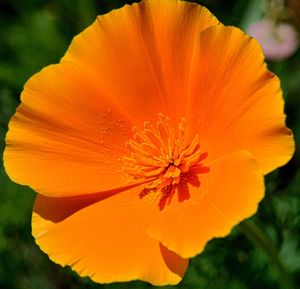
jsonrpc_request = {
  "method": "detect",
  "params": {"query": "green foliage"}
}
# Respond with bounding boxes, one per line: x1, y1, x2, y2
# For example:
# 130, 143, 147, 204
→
0, 0, 299, 288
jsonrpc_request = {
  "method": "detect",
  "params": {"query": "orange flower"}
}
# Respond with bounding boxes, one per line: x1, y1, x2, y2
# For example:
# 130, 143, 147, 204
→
4, 0, 294, 286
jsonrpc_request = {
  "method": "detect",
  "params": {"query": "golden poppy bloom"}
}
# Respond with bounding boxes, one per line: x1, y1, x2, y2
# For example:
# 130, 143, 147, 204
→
4, 0, 294, 286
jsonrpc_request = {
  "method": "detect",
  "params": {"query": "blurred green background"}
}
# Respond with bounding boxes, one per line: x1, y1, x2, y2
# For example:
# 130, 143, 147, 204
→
0, 0, 299, 288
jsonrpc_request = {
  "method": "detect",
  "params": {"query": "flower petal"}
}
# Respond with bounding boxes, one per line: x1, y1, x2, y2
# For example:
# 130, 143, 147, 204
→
4, 0, 220, 197
187, 25, 294, 174
62, 0, 219, 125
148, 150, 265, 258
32, 186, 188, 285
4, 63, 138, 197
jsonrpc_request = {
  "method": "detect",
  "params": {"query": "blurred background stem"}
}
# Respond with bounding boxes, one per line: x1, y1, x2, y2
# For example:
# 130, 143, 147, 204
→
239, 0, 264, 30
239, 220, 296, 289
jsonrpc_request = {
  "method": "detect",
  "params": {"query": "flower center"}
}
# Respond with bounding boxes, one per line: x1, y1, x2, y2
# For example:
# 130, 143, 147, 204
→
122, 113, 208, 208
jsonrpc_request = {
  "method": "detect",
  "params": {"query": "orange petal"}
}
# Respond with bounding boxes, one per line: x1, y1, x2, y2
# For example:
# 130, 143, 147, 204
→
4, 63, 137, 197
32, 186, 188, 285
62, 0, 219, 126
4, 0, 219, 197
187, 25, 294, 174
148, 150, 265, 258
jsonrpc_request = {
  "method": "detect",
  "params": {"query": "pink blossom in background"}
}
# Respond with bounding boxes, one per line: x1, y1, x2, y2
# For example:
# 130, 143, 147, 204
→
247, 18, 299, 60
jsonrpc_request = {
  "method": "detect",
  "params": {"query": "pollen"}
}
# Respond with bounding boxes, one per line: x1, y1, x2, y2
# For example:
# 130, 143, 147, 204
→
122, 114, 208, 205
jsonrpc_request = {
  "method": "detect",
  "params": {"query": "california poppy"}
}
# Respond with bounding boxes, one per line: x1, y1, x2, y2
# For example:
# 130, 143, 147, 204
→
4, 0, 294, 285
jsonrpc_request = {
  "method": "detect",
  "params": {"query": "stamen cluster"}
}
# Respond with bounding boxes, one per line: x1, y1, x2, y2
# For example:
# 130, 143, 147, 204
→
123, 114, 207, 195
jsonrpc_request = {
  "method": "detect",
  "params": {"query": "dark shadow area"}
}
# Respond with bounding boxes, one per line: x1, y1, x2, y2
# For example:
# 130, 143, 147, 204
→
159, 243, 189, 278
33, 183, 141, 223
139, 164, 210, 211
